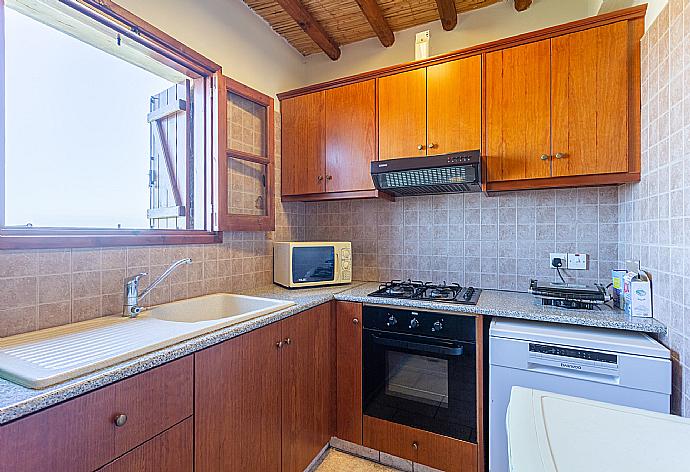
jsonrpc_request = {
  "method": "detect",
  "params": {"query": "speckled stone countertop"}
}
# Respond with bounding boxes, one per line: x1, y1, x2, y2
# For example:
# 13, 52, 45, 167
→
337, 282, 668, 335
0, 281, 666, 425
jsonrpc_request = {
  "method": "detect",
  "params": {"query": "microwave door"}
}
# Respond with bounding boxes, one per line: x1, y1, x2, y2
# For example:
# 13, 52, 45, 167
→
291, 246, 336, 284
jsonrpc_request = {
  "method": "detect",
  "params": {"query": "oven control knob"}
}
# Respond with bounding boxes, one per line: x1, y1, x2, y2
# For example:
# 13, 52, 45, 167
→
409, 318, 420, 329
386, 315, 397, 327
432, 320, 443, 332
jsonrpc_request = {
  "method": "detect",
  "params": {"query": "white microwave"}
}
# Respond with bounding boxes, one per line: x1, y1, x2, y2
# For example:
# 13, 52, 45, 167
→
273, 242, 352, 288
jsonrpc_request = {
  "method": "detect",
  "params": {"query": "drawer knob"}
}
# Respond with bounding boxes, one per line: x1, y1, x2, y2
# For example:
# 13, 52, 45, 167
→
417, 144, 424, 150
276, 340, 284, 349
428, 143, 436, 149
540, 154, 549, 161
326, 175, 333, 181
412, 441, 419, 450
317, 175, 324, 182
352, 318, 359, 325
284, 337, 292, 346
555, 152, 567, 159
114, 414, 128, 427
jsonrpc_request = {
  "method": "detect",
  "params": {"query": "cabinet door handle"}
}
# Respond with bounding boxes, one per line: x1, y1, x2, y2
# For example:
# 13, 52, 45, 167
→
555, 152, 567, 159
276, 340, 284, 349
417, 144, 425, 150
412, 441, 419, 450
326, 175, 333, 181
114, 414, 128, 427
352, 318, 359, 324
317, 175, 324, 182
284, 337, 292, 346
428, 143, 436, 149
540, 154, 550, 161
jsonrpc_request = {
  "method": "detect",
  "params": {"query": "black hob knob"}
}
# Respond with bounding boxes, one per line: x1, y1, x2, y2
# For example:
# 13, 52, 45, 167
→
432, 320, 443, 332
409, 318, 420, 329
386, 315, 398, 327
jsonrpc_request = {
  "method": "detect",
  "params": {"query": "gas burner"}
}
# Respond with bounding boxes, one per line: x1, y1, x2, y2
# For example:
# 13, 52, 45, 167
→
368, 280, 481, 305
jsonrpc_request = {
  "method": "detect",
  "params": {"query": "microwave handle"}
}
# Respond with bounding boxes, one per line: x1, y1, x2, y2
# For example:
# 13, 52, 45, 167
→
370, 333, 464, 357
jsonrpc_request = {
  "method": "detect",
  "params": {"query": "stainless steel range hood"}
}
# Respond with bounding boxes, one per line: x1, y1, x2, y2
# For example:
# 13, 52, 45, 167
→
370, 150, 481, 197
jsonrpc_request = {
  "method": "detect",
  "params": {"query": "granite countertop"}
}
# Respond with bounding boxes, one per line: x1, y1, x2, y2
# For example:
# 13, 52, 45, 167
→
0, 281, 666, 425
337, 282, 668, 334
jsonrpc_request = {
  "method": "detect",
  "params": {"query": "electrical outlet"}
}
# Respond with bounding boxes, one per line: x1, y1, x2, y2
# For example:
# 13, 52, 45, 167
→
567, 253, 588, 270
549, 253, 568, 269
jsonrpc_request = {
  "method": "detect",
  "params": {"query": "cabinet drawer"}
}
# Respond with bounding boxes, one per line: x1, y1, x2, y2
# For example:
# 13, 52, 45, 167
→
113, 356, 193, 455
99, 417, 193, 472
364, 416, 477, 472
0, 382, 116, 472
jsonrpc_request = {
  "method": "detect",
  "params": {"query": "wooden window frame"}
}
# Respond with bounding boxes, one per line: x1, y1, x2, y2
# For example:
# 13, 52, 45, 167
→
216, 75, 276, 232
0, 0, 224, 249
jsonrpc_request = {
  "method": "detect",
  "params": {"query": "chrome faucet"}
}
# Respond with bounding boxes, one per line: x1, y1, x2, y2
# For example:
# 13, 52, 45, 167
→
123, 258, 192, 318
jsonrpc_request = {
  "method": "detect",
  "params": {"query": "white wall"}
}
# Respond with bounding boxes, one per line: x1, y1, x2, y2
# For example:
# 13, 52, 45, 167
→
117, 0, 306, 103
597, 0, 669, 29
302, 0, 600, 85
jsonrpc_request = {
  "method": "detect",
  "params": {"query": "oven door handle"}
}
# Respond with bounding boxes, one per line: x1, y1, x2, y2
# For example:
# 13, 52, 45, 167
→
370, 333, 464, 357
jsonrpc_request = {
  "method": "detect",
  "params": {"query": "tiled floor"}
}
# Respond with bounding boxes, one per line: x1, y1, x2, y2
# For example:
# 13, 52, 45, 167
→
315, 450, 397, 471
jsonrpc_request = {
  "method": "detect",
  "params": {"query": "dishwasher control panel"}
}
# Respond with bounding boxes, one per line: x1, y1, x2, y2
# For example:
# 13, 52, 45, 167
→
528, 343, 619, 372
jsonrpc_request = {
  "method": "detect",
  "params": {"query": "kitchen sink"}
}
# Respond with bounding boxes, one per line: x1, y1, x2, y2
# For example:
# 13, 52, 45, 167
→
144, 293, 295, 324
0, 294, 295, 389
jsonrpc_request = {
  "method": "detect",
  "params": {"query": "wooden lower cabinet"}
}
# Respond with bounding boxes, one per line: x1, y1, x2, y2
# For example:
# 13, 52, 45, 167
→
99, 418, 193, 472
195, 303, 334, 472
336, 301, 363, 444
364, 416, 478, 472
195, 321, 283, 472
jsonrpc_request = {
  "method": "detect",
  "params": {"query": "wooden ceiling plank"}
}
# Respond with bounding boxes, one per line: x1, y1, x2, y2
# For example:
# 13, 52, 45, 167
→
353, 0, 395, 47
274, 0, 341, 59
514, 0, 532, 12
434, 0, 458, 31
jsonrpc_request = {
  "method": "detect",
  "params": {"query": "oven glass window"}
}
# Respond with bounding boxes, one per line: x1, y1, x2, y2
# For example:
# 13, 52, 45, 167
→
292, 246, 335, 283
386, 351, 448, 408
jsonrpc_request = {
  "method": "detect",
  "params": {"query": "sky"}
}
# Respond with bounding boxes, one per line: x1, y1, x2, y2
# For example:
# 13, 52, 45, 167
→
4, 8, 176, 228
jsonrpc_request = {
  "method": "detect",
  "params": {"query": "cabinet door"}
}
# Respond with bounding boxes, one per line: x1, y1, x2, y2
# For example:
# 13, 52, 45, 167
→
378, 69, 427, 160
427, 56, 482, 156
0, 384, 116, 472
99, 418, 193, 472
336, 301, 363, 444
195, 323, 282, 472
281, 92, 326, 195
486, 40, 551, 181
281, 303, 334, 472
325, 80, 376, 192
551, 21, 629, 177
113, 356, 193, 456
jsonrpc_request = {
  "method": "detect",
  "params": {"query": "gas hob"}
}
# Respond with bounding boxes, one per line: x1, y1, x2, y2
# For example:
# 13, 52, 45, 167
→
367, 280, 482, 305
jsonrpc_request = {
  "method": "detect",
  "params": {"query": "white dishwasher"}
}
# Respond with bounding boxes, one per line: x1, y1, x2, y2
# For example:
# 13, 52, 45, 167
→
489, 318, 671, 472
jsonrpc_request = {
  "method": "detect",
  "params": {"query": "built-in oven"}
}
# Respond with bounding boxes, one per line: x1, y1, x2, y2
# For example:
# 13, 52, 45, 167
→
362, 305, 477, 443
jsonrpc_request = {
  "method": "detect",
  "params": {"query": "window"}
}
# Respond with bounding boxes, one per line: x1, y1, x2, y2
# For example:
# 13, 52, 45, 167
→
0, 0, 223, 248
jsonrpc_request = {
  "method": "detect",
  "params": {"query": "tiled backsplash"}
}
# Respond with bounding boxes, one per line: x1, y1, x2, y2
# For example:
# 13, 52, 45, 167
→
305, 187, 619, 290
618, 0, 690, 416
0, 111, 305, 338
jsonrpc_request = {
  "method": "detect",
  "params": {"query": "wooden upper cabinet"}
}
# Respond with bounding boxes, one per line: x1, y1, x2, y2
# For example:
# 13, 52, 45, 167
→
427, 56, 482, 156
378, 69, 427, 160
551, 21, 629, 177
486, 39, 552, 182
325, 80, 376, 192
281, 91, 326, 195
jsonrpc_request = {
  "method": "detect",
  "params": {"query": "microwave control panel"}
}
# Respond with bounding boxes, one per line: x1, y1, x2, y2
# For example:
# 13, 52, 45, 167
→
340, 247, 352, 280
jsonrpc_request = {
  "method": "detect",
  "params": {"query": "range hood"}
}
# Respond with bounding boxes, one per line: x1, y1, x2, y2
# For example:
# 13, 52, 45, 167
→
371, 150, 482, 197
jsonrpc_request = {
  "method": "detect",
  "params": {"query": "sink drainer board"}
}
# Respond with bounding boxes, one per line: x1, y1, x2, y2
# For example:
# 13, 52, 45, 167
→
0, 294, 295, 389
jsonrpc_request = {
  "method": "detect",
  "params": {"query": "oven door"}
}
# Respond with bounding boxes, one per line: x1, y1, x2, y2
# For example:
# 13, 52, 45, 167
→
362, 328, 477, 443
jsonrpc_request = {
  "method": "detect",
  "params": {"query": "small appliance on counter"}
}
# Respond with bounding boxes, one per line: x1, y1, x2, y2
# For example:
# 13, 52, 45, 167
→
273, 241, 351, 288
528, 279, 610, 310
368, 279, 482, 305
622, 260, 653, 318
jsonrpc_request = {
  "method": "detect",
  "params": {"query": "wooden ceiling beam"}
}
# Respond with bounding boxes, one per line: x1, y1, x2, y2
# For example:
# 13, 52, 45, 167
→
353, 0, 395, 47
274, 0, 341, 60
434, 0, 458, 31
514, 0, 533, 12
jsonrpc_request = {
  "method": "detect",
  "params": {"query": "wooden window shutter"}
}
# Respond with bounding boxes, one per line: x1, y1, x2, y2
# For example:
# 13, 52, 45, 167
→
148, 80, 192, 229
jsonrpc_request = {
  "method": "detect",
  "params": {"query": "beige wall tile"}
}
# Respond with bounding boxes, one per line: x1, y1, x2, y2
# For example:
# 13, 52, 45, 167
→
0, 252, 38, 278
38, 250, 70, 275
38, 302, 71, 330
38, 275, 71, 304
72, 296, 101, 323
0, 277, 38, 309
0, 306, 38, 337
